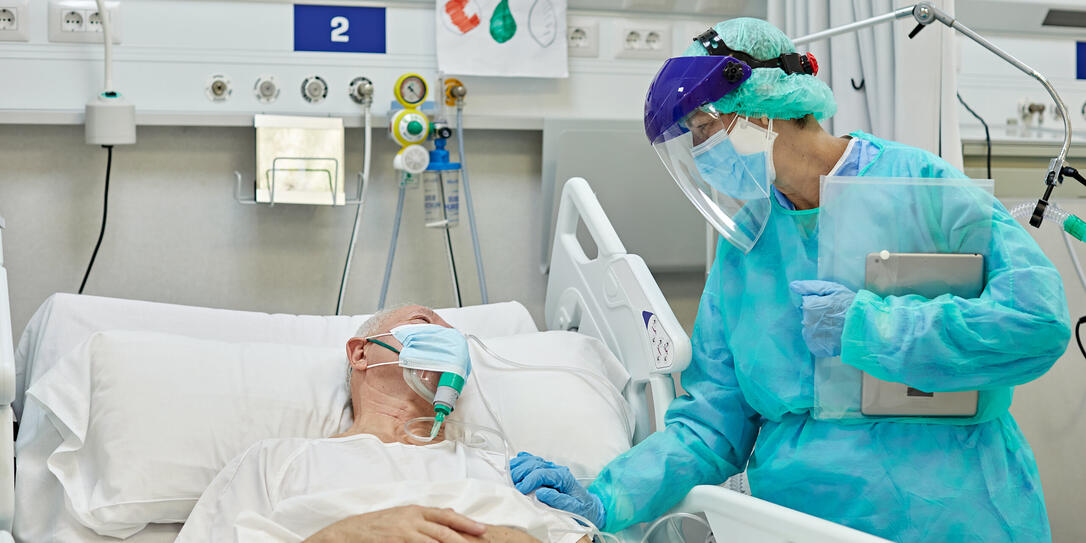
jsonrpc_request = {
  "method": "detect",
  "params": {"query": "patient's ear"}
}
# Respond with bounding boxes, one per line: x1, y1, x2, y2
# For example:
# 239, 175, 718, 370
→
346, 337, 368, 370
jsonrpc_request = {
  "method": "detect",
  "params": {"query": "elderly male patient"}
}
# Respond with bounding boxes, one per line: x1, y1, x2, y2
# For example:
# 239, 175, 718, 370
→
176, 305, 586, 543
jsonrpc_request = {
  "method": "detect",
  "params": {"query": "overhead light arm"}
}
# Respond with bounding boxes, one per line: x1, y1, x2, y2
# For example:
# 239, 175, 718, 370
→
794, 2, 1072, 230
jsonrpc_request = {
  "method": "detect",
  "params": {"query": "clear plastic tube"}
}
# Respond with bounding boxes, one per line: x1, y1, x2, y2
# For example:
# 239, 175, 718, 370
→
463, 336, 631, 542
1010, 201, 1086, 292
465, 334, 634, 439
639, 512, 713, 543
1009, 201, 1070, 224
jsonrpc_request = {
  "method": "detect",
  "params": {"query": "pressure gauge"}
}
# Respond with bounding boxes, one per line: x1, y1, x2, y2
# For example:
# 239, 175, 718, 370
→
394, 73, 428, 108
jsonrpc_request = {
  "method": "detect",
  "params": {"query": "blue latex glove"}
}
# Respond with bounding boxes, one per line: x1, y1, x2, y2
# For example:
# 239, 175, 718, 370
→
509, 452, 607, 529
789, 280, 856, 358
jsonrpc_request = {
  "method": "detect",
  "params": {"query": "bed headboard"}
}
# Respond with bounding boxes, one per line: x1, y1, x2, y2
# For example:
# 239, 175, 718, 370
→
544, 177, 692, 445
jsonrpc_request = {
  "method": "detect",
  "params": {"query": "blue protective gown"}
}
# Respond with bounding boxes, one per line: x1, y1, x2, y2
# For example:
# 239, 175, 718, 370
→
589, 132, 1070, 541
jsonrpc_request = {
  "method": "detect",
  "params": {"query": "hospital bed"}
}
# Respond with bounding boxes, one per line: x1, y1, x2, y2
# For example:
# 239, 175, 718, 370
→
0, 178, 886, 542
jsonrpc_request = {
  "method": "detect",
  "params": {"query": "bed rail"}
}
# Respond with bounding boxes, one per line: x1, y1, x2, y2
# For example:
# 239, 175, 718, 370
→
0, 219, 15, 532
671, 485, 891, 542
544, 177, 691, 444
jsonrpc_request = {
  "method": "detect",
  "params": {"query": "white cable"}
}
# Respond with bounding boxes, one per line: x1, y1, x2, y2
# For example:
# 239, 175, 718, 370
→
95, 0, 113, 93
336, 106, 372, 315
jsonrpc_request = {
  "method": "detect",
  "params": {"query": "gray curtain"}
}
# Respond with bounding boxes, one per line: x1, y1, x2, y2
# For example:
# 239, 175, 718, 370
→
768, 0, 963, 168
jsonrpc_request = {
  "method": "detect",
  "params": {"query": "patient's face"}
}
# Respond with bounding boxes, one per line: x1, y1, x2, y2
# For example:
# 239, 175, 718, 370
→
368, 305, 453, 358
352, 305, 453, 391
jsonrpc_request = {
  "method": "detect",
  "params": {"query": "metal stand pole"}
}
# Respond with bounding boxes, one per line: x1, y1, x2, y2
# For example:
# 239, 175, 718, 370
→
377, 177, 407, 310
437, 173, 463, 307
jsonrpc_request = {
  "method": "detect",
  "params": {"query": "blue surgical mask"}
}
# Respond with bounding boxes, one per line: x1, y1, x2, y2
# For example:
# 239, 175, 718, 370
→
691, 117, 776, 201
389, 323, 471, 379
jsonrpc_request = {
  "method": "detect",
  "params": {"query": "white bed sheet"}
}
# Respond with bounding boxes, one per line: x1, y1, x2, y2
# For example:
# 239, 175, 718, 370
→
13, 294, 538, 543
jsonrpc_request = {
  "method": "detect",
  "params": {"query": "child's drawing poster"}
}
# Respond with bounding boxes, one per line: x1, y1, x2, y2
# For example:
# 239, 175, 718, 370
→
436, 0, 568, 78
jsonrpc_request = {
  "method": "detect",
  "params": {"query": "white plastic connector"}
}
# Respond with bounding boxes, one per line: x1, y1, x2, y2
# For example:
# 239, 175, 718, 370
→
48, 0, 121, 43
0, 0, 29, 42
85, 92, 136, 145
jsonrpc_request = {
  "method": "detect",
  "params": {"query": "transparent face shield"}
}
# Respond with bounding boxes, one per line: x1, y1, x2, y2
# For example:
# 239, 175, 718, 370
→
652, 104, 777, 254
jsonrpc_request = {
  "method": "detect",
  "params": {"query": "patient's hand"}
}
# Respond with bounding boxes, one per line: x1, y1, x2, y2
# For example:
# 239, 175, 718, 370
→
303, 505, 487, 543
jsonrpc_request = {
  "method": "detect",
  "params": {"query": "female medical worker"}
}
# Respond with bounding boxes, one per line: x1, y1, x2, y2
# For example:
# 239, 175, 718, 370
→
511, 17, 1071, 542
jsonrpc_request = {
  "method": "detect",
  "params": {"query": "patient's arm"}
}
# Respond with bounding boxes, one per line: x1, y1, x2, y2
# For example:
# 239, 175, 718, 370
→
303, 506, 488, 543
303, 506, 586, 543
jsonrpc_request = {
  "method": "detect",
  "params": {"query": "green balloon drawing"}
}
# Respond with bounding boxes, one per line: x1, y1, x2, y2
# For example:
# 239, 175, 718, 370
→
489, 0, 517, 43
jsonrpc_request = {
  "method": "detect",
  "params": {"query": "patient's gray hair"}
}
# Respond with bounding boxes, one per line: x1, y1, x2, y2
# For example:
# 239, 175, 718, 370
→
346, 305, 408, 392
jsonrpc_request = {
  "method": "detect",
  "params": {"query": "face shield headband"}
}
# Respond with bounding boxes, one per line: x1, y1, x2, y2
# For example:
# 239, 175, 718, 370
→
694, 27, 818, 76
644, 27, 818, 145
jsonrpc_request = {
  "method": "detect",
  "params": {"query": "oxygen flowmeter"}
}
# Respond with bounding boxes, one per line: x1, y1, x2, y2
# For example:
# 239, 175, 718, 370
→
379, 73, 486, 312
391, 73, 431, 174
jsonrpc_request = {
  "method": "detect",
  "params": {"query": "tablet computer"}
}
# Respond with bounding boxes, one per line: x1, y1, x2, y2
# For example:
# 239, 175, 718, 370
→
860, 252, 983, 417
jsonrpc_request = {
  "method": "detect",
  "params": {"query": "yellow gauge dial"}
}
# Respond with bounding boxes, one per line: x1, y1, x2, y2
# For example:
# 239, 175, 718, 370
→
391, 109, 430, 147
394, 73, 428, 108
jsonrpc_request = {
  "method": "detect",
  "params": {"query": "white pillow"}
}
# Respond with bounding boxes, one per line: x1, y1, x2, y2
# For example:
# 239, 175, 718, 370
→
455, 331, 634, 478
27, 329, 632, 538
27, 331, 352, 539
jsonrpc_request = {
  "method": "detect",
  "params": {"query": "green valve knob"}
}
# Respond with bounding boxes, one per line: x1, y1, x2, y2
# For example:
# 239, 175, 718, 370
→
407, 120, 424, 136
1064, 214, 1086, 242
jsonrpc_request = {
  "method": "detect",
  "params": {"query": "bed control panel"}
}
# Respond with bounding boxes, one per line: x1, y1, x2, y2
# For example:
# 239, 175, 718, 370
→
643, 311, 673, 371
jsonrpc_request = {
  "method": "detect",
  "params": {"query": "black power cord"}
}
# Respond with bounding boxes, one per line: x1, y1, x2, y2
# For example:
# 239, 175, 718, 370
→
956, 92, 991, 180
79, 145, 113, 294
1076, 316, 1086, 360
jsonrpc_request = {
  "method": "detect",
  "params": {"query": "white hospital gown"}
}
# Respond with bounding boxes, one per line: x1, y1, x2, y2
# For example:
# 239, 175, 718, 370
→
176, 434, 584, 543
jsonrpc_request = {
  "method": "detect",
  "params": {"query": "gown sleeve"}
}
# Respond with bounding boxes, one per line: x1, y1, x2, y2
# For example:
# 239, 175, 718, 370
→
840, 153, 1071, 391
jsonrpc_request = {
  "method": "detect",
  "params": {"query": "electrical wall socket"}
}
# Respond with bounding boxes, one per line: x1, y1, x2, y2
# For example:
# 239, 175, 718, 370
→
48, 0, 122, 43
616, 20, 671, 60
0, 0, 29, 42
567, 19, 599, 58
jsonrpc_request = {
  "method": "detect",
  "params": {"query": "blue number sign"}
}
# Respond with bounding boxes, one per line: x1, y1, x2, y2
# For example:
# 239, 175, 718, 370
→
294, 5, 386, 54
1078, 42, 1086, 80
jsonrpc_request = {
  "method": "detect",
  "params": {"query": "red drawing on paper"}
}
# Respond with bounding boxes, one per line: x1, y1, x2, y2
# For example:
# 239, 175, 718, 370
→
444, 0, 481, 34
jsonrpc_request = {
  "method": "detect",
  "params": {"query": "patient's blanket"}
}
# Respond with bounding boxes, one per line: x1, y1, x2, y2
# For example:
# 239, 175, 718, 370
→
176, 433, 585, 543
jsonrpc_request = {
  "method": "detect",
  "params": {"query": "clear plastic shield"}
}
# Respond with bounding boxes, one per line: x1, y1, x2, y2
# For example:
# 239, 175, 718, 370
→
814, 176, 995, 420
652, 108, 776, 254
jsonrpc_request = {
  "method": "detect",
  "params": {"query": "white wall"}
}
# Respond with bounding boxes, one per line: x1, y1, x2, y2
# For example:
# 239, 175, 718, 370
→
0, 124, 547, 337
998, 198, 1086, 543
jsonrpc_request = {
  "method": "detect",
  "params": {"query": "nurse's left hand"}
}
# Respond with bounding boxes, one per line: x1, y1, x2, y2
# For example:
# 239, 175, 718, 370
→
789, 280, 856, 358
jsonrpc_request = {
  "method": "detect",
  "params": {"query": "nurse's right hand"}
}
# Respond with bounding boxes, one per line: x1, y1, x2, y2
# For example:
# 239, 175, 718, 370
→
510, 452, 607, 530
